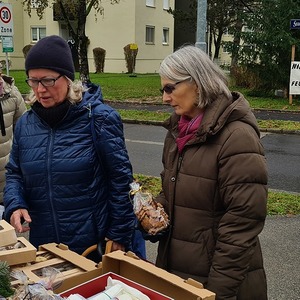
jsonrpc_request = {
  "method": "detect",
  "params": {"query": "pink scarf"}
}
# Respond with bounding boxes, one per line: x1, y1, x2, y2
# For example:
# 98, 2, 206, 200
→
176, 113, 204, 153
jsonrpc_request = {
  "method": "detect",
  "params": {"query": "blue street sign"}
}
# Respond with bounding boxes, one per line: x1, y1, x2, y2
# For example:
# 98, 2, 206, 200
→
290, 19, 300, 29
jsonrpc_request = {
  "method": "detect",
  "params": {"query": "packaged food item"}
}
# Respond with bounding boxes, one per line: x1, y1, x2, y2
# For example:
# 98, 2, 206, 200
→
130, 182, 169, 235
9, 267, 64, 300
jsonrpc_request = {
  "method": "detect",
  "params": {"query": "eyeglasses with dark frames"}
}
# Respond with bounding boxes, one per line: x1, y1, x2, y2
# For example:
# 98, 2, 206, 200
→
159, 81, 180, 95
159, 80, 188, 95
25, 74, 63, 88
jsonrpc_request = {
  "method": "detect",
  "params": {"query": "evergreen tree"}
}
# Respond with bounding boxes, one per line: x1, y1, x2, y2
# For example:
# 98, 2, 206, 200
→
0, 261, 14, 298
235, 0, 300, 92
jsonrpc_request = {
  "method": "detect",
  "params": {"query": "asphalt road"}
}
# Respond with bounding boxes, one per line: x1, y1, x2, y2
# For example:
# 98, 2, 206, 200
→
124, 123, 300, 193
145, 215, 300, 300
262, 133, 300, 193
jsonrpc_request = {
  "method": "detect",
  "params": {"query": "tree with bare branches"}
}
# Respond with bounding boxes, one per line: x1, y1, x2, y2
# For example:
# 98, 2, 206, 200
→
22, 0, 120, 83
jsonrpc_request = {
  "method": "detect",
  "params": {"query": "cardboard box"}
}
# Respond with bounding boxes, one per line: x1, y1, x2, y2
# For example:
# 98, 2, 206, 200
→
0, 219, 18, 247
102, 251, 215, 300
11, 243, 102, 293
0, 236, 36, 266
60, 272, 174, 300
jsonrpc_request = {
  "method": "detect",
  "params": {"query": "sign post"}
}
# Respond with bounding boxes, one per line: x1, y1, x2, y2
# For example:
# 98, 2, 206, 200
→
129, 43, 138, 77
0, 3, 14, 75
289, 46, 296, 105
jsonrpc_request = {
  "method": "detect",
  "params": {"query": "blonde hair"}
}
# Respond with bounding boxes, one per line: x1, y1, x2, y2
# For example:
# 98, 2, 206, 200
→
25, 78, 86, 105
159, 45, 232, 109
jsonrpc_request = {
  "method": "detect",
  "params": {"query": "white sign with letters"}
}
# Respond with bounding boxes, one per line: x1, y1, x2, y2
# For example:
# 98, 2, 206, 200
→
289, 61, 300, 95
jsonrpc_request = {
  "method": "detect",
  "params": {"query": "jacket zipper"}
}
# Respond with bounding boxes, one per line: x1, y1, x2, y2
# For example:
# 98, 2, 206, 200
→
177, 155, 183, 172
47, 128, 60, 242
165, 151, 184, 269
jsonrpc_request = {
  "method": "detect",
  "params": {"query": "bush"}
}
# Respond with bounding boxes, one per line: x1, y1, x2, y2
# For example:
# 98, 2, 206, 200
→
22, 44, 33, 58
231, 65, 259, 89
124, 44, 138, 74
93, 47, 106, 73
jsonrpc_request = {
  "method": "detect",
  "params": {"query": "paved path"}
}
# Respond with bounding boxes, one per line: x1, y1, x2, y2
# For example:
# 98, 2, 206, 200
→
145, 215, 300, 300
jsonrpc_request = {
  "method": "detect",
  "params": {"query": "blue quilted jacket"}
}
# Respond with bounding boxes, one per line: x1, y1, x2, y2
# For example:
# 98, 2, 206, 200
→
4, 83, 135, 254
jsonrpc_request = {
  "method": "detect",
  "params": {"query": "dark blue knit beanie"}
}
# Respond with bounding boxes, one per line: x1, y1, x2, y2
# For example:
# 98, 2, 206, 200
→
25, 35, 75, 81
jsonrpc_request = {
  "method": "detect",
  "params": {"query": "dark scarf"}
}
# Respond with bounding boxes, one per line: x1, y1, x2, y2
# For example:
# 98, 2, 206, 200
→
32, 100, 71, 128
176, 113, 204, 153
0, 101, 5, 136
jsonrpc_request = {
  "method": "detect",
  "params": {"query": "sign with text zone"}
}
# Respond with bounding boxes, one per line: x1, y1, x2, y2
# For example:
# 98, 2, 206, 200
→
0, 3, 13, 36
289, 61, 300, 95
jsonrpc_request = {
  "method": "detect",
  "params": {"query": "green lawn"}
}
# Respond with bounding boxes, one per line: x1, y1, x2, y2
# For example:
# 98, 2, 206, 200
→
134, 174, 300, 216
9, 71, 300, 111
11, 71, 300, 132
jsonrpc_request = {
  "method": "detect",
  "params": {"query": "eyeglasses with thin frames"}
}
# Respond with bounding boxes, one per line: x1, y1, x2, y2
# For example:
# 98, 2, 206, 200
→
160, 79, 189, 95
25, 74, 63, 88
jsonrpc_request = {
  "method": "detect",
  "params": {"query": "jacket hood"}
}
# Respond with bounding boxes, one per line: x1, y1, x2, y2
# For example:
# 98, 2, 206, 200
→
84, 83, 104, 106
76, 83, 103, 109
64, 83, 104, 121
164, 91, 260, 141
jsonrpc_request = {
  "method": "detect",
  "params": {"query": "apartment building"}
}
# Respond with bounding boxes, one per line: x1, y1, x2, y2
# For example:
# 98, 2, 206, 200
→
0, 0, 174, 73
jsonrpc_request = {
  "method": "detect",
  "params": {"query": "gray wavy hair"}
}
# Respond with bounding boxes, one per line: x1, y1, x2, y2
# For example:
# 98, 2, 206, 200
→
25, 78, 86, 105
159, 44, 232, 109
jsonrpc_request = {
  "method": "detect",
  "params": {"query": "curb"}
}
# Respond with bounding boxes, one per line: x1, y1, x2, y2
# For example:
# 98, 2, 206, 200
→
105, 99, 300, 135
260, 128, 300, 135
105, 99, 300, 114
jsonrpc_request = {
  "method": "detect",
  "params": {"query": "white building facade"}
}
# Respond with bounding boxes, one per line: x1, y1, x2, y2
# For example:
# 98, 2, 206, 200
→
0, 0, 175, 73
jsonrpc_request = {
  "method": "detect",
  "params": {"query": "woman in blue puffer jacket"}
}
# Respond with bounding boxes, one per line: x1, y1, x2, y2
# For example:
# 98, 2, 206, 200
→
4, 35, 140, 258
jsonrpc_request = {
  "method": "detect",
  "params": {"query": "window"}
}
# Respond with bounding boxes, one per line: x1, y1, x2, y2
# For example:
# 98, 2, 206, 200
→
31, 27, 46, 42
223, 27, 229, 36
31, 0, 41, 9
242, 26, 252, 33
146, 0, 155, 8
162, 27, 169, 45
163, 0, 170, 10
222, 45, 229, 54
146, 26, 155, 44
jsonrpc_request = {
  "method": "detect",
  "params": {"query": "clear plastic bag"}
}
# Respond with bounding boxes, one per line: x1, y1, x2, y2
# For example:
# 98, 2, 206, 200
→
130, 182, 169, 235
10, 267, 64, 300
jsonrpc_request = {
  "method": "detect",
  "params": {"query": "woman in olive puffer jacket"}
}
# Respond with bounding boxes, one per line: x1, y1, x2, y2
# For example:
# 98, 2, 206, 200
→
154, 45, 268, 300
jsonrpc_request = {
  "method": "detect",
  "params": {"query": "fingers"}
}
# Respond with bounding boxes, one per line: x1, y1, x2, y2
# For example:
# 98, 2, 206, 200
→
21, 209, 32, 224
10, 209, 32, 233
111, 241, 125, 252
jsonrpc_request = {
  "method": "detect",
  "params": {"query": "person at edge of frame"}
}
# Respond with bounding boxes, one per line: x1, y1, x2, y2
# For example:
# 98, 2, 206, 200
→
0, 67, 26, 220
